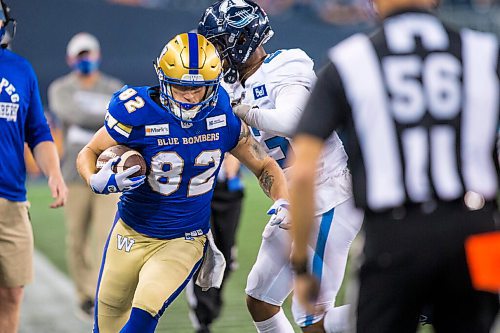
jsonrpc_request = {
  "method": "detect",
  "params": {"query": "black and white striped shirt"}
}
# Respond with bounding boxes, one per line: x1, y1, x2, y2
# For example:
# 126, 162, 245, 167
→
297, 9, 499, 212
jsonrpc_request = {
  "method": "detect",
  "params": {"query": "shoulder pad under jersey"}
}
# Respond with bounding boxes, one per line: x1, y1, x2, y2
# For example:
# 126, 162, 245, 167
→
106, 85, 152, 127
260, 49, 316, 87
215, 85, 232, 111
220, 81, 244, 101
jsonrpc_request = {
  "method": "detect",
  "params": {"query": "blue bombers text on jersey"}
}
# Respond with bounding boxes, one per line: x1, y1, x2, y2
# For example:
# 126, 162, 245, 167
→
104, 85, 241, 239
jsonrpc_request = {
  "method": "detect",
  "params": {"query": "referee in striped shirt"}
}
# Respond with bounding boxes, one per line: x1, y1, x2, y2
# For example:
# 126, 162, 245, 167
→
289, 0, 499, 331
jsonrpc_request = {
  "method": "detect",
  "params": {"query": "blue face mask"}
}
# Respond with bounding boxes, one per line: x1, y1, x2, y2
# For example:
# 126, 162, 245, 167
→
74, 59, 99, 75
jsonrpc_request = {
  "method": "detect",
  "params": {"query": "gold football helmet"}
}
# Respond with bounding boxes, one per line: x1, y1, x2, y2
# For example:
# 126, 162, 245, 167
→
154, 32, 222, 122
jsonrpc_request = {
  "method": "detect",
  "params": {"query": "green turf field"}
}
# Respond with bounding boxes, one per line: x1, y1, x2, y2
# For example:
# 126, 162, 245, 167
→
27, 177, 432, 333
27, 177, 303, 332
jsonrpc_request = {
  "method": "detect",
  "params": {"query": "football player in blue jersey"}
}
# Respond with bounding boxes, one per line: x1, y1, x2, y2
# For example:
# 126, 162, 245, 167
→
76, 32, 289, 333
0, 2, 68, 332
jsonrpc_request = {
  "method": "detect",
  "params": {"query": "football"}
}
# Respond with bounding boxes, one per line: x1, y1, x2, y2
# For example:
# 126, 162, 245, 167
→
96, 145, 147, 177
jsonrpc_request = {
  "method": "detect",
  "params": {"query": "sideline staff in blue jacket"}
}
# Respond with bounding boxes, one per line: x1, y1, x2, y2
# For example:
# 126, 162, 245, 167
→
0, 2, 67, 332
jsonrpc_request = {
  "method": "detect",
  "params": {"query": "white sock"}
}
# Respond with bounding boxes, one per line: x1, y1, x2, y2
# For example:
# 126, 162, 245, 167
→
324, 304, 352, 333
253, 308, 295, 333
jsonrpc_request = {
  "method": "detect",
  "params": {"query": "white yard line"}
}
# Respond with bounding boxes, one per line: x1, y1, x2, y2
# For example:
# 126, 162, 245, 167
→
19, 251, 93, 333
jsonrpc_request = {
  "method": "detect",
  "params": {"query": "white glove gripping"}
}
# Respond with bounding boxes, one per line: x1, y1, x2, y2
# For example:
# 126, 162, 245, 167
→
267, 198, 291, 230
90, 157, 145, 194
232, 103, 257, 123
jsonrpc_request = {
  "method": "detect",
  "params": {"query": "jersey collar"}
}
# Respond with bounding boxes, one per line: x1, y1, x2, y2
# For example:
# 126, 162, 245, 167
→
384, 7, 435, 19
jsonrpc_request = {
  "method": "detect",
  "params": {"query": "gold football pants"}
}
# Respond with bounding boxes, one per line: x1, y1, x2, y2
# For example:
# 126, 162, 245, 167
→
95, 218, 206, 333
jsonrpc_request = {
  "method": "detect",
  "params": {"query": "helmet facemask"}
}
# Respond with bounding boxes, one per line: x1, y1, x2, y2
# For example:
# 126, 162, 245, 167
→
156, 67, 220, 122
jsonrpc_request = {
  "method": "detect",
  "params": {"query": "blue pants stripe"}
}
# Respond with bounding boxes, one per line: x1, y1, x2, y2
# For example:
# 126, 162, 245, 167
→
157, 240, 208, 317
304, 207, 335, 326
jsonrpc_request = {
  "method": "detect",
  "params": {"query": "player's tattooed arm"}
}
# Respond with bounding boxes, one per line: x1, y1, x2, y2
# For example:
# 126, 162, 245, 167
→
240, 124, 269, 159
238, 121, 251, 142
259, 170, 274, 197
231, 123, 289, 201
251, 139, 269, 160
238, 123, 269, 160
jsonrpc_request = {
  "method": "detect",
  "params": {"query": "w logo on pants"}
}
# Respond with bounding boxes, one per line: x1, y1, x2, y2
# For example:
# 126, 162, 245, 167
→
117, 234, 135, 252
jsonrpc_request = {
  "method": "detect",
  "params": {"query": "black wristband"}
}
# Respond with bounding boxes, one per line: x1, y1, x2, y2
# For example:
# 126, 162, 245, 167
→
291, 259, 308, 275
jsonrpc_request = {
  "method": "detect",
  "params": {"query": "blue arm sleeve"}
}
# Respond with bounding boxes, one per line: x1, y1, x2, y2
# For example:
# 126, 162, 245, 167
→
25, 67, 53, 150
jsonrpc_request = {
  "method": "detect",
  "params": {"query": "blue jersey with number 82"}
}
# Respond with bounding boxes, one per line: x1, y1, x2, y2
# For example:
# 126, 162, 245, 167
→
104, 85, 241, 239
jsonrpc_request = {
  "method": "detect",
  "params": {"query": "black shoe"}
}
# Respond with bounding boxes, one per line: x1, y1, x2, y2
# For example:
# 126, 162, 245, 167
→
196, 325, 210, 333
76, 298, 94, 321
419, 304, 433, 326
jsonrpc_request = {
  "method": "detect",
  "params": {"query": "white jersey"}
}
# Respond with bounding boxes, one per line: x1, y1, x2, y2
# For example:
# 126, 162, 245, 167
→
223, 48, 351, 214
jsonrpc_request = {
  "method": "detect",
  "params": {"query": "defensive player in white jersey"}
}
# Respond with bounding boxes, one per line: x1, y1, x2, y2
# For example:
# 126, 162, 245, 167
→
199, 1, 364, 333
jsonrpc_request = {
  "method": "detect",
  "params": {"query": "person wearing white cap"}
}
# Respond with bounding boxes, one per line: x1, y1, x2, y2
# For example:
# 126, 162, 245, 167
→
48, 32, 123, 320
66, 32, 101, 74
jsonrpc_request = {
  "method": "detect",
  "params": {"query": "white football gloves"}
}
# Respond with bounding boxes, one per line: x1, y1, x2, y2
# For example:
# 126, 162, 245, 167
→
231, 92, 257, 124
267, 198, 291, 230
232, 103, 253, 122
90, 157, 145, 195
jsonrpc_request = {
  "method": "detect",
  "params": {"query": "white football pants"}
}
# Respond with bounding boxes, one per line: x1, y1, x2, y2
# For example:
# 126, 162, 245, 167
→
245, 197, 363, 327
